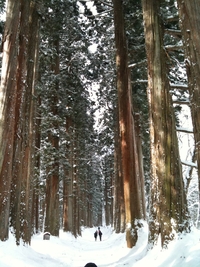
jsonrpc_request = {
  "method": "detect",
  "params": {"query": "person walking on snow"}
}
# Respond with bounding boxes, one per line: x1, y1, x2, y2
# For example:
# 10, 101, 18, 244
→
97, 227, 102, 241
94, 230, 97, 241
94, 227, 103, 241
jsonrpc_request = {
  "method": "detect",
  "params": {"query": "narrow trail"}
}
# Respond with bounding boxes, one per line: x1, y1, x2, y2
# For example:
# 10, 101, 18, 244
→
31, 227, 131, 267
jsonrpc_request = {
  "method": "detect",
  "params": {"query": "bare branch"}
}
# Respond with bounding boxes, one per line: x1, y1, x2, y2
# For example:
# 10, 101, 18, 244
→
173, 100, 190, 105
176, 127, 193, 134
165, 15, 179, 23
165, 44, 183, 51
86, 8, 113, 18
98, 0, 113, 8
128, 59, 147, 69
181, 160, 197, 168
131, 80, 148, 84
170, 83, 189, 90
165, 29, 182, 38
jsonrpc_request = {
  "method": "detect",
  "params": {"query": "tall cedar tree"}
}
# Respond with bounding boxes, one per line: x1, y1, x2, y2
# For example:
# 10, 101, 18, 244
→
177, 0, 200, 228
40, 2, 64, 237
43, 36, 60, 237
142, 0, 189, 248
0, 0, 20, 242
113, 0, 146, 248
0, 0, 40, 244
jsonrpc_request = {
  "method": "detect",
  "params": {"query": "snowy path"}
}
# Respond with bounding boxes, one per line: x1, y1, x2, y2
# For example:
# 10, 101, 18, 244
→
31, 227, 131, 267
1, 225, 200, 267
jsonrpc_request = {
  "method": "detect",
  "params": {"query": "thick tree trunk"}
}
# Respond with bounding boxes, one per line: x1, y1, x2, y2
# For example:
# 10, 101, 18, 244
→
9, 12, 27, 235
113, 0, 145, 248
113, 107, 125, 233
0, 0, 40, 243
134, 113, 146, 219
142, 0, 189, 248
22, 0, 40, 243
177, 0, 200, 228
9, 0, 40, 244
0, 0, 20, 241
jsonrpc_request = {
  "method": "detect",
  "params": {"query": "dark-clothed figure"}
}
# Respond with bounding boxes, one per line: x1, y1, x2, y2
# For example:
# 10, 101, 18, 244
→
94, 230, 97, 241
97, 227, 102, 241
84, 263, 97, 267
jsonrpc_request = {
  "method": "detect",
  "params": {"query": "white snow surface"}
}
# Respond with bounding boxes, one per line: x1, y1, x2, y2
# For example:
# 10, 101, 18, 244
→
0, 224, 200, 267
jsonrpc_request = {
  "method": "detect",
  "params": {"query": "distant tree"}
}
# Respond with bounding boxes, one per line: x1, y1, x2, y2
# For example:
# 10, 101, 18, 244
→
62, 116, 73, 232
43, 27, 60, 237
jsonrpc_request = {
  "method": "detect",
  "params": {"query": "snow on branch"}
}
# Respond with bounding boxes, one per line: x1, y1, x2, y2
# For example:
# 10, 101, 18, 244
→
131, 80, 148, 84
165, 29, 182, 38
173, 99, 190, 105
176, 127, 193, 134
181, 160, 197, 168
128, 59, 147, 69
170, 83, 188, 90
165, 15, 179, 23
165, 44, 183, 51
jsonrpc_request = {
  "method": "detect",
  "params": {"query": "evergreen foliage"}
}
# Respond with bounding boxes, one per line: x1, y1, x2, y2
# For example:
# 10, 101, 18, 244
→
0, 0, 198, 247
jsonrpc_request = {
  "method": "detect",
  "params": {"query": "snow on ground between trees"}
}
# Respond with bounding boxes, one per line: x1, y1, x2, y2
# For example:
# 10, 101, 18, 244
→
0, 225, 200, 267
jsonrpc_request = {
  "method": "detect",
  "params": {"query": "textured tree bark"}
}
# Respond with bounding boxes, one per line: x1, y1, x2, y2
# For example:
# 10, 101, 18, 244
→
22, 0, 40, 243
0, 0, 20, 241
113, 151, 125, 233
113, 104, 125, 233
113, 0, 145, 248
10, 0, 41, 245
177, 0, 200, 228
142, 0, 189, 248
0, 0, 40, 243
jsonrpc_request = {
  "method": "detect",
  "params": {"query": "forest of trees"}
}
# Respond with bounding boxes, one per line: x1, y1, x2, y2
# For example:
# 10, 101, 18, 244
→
0, 0, 199, 249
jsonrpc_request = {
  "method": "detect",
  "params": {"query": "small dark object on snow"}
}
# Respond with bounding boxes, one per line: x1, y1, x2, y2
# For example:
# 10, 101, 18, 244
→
43, 232, 50, 240
84, 263, 97, 267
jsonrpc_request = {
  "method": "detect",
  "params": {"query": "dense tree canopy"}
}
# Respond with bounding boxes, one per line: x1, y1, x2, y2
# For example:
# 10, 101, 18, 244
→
0, 0, 199, 249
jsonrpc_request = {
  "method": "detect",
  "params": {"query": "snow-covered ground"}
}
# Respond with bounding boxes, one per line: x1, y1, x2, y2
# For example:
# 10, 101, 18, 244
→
0, 224, 200, 267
